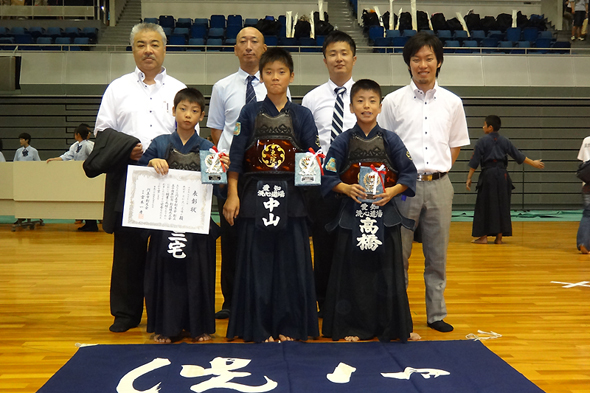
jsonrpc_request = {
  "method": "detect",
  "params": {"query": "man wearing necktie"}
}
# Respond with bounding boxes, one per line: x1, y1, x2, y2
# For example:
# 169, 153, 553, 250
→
302, 31, 358, 317
207, 27, 267, 319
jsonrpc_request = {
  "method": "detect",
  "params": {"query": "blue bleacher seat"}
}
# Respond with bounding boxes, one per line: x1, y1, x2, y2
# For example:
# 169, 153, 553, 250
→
403, 29, 417, 37
422, 30, 434, 35
523, 27, 539, 43
453, 30, 468, 42
208, 27, 224, 38
385, 29, 400, 39
392, 36, 409, 52
437, 30, 452, 42
279, 24, 287, 38
144, 18, 158, 24
159, 15, 175, 29
173, 27, 189, 37
512, 40, 530, 54
498, 40, 513, 53
264, 35, 278, 46
373, 37, 390, 52
14, 34, 34, 50
505, 27, 521, 43
279, 37, 298, 51
225, 38, 236, 46
244, 18, 258, 27
44, 27, 62, 38
316, 35, 326, 47
481, 37, 499, 52
533, 38, 551, 54
176, 18, 192, 28
28, 27, 44, 38
471, 30, 486, 43
37, 36, 52, 50
188, 37, 204, 51
10, 27, 26, 36
206, 37, 223, 51
444, 40, 460, 53
162, 27, 173, 37
0, 36, 16, 50
193, 18, 208, 27
227, 15, 243, 27
226, 25, 241, 40
487, 30, 504, 40
278, 15, 286, 28
71, 36, 89, 51
64, 27, 80, 38
82, 27, 98, 42
55, 36, 71, 50
299, 37, 317, 52
190, 24, 207, 39
0, 27, 8, 37
168, 34, 186, 51
463, 40, 479, 53
210, 14, 226, 29
368, 26, 384, 43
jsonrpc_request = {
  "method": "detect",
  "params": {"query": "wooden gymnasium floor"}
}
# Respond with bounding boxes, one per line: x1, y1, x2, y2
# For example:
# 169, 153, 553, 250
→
0, 220, 589, 393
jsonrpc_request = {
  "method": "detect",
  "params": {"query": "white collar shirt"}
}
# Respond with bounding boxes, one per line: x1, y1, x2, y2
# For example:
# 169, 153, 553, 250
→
578, 136, 590, 161
94, 66, 188, 151
14, 145, 40, 161
206, 68, 267, 152
60, 139, 94, 161
301, 77, 356, 153
378, 80, 470, 174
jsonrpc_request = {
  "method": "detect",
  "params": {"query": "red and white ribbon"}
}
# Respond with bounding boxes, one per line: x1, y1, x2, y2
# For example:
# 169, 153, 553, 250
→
209, 146, 228, 172
307, 148, 326, 175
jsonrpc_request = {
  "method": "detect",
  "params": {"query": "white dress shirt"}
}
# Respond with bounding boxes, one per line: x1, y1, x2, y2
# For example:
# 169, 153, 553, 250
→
207, 68, 267, 153
94, 67, 187, 151
578, 136, 590, 161
0, 152, 5, 162
302, 77, 356, 153
378, 81, 470, 174
14, 145, 40, 161
60, 139, 94, 161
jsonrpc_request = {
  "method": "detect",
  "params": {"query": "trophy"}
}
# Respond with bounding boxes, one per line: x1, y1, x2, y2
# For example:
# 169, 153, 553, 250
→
295, 149, 324, 186
200, 147, 227, 184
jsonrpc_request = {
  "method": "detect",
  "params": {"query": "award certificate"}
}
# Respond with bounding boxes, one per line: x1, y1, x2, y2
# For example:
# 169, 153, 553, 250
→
122, 166, 213, 234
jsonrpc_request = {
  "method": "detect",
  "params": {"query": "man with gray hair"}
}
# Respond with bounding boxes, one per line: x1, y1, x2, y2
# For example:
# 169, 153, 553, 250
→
93, 23, 186, 333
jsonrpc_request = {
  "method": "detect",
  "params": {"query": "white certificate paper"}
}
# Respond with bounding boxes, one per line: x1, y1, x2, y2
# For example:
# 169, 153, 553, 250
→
122, 166, 213, 234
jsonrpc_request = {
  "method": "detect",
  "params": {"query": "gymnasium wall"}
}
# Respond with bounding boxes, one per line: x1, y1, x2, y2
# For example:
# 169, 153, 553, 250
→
0, 50, 587, 210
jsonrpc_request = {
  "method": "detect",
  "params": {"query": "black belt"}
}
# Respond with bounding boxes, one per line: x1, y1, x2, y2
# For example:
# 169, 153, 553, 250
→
417, 172, 447, 181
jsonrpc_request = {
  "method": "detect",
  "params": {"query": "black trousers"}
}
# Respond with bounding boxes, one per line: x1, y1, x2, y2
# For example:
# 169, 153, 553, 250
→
217, 197, 238, 310
110, 225, 149, 325
306, 188, 340, 311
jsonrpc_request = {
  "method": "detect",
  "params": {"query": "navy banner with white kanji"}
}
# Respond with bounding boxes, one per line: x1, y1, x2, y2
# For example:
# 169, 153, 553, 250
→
38, 341, 543, 393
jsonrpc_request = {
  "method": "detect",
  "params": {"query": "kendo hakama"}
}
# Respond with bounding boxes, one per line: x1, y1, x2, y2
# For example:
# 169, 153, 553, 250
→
226, 98, 321, 343
469, 131, 526, 238
139, 132, 219, 340
321, 125, 417, 342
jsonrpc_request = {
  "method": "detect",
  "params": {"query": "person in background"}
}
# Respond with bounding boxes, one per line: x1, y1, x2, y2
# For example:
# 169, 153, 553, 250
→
576, 136, 590, 253
466, 115, 544, 245
14, 133, 40, 162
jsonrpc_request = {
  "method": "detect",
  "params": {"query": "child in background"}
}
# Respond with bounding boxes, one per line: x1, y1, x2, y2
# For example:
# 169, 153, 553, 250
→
321, 79, 420, 342
466, 115, 545, 244
46, 124, 94, 163
223, 47, 321, 343
138, 88, 224, 343
14, 133, 40, 161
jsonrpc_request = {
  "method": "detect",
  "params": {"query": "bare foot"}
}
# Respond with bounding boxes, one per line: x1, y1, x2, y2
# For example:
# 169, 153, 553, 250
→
264, 336, 275, 343
278, 334, 294, 342
494, 238, 503, 244
195, 333, 212, 342
151, 334, 171, 344
344, 336, 359, 342
472, 236, 488, 244
580, 245, 589, 254
409, 332, 421, 341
